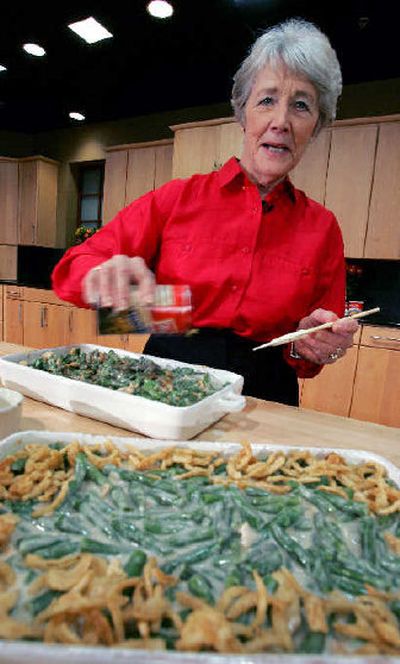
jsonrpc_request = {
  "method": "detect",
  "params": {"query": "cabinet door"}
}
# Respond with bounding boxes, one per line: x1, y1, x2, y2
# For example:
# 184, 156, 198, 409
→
18, 160, 38, 245
36, 160, 58, 247
96, 332, 127, 350
4, 298, 24, 344
350, 346, 400, 427
300, 346, 358, 417
102, 150, 128, 224
68, 307, 98, 345
125, 334, 149, 354
23, 302, 70, 348
172, 125, 221, 178
365, 122, 400, 258
125, 147, 156, 203
18, 159, 58, 246
154, 144, 173, 188
218, 122, 243, 165
290, 129, 331, 204
0, 160, 19, 244
325, 125, 377, 257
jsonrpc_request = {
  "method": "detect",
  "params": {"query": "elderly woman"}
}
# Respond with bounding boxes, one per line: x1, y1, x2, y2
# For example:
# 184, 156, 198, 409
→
52, 18, 358, 406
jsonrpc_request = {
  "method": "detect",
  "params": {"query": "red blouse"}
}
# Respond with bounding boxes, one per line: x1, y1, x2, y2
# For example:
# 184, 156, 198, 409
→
52, 157, 345, 378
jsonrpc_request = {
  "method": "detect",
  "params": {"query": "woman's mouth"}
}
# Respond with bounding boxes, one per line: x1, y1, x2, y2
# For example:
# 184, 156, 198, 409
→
262, 143, 290, 154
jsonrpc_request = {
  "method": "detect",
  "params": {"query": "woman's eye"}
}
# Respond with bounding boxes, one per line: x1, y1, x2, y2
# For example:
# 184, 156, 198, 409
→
294, 100, 310, 112
260, 96, 273, 106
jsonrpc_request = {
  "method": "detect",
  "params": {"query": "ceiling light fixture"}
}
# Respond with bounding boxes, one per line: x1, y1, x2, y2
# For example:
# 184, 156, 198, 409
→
147, 1, 174, 19
0, 64, 7, 72
23, 43, 46, 57
69, 112, 86, 121
68, 17, 113, 44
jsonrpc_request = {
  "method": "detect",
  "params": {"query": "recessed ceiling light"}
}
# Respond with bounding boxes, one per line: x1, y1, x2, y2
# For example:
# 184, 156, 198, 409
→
68, 17, 113, 44
0, 64, 7, 72
23, 43, 46, 57
69, 112, 86, 121
147, 1, 174, 19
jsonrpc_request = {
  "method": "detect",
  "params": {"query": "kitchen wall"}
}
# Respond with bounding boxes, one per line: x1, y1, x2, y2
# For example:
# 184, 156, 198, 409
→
1, 77, 400, 247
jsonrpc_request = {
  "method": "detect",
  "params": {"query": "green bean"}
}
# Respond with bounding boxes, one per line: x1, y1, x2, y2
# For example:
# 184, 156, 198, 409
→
39, 540, 80, 560
4, 499, 36, 517
18, 535, 66, 556
29, 589, 61, 616
11, 458, 27, 474
167, 526, 214, 547
270, 524, 310, 567
330, 573, 367, 596
360, 517, 379, 565
80, 537, 130, 555
55, 513, 89, 535
187, 574, 214, 604
262, 575, 278, 594
224, 569, 242, 588
299, 631, 326, 654
124, 549, 147, 577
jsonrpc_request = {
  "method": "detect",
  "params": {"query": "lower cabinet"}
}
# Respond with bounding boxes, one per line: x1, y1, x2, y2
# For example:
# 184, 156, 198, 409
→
350, 327, 400, 428
23, 302, 71, 348
2, 286, 149, 353
299, 346, 358, 417
300, 325, 400, 427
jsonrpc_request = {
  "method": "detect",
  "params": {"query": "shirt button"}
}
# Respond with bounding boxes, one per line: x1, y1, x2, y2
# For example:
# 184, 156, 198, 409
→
231, 285, 238, 292
242, 247, 250, 254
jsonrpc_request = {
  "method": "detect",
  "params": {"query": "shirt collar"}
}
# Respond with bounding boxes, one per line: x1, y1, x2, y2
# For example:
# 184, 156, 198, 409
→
217, 157, 297, 205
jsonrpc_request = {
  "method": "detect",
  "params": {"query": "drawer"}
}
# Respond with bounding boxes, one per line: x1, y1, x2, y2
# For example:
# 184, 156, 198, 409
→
360, 325, 400, 351
5, 286, 24, 299
22, 287, 73, 307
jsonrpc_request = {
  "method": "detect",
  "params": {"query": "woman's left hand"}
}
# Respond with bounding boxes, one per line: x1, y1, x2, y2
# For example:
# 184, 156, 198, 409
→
293, 308, 359, 365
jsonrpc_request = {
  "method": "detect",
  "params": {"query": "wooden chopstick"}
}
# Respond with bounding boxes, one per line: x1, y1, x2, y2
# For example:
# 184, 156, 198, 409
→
253, 307, 381, 351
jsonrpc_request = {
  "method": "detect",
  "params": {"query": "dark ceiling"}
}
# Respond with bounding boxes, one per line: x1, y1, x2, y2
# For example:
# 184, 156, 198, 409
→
0, 0, 396, 134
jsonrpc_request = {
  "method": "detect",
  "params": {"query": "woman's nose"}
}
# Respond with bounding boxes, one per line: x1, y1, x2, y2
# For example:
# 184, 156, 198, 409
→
270, 102, 290, 131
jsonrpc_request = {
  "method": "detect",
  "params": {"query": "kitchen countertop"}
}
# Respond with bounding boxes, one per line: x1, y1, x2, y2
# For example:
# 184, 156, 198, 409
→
1, 342, 399, 467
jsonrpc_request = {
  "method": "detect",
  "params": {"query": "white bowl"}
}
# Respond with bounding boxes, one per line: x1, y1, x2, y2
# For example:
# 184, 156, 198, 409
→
0, 387, 23, 440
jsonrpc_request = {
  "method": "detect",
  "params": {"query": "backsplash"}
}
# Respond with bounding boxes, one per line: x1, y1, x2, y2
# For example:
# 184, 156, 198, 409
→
345, 259, 400, 327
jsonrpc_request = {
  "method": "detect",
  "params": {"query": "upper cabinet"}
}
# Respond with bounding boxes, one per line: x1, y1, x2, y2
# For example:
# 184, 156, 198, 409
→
170, 114, 400, 259
0, 158, 19, 244
18, 157, 59, 246
290, 128, 331, 205
325, 124, 378, 257
364, 122, 400, 259
102, 139, 173, 224
171, 118, 243, 178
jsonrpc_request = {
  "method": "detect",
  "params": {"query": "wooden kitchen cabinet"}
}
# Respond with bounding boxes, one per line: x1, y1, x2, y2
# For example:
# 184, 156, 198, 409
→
350, 326, 400, 427
364, 122, 400, 258
290, 128, 331, 204
102, 140, 173, 224
300, 346, 359, 417
0, 158, 19, 244
18, 156, 59, 246
23, 301, 70, 348
3, 287, 24, 345
325, 124, 378, 258
171, 118, 243, 178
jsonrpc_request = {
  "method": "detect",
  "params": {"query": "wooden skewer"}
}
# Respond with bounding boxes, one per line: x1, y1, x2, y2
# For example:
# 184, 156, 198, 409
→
253, 307, 381, 351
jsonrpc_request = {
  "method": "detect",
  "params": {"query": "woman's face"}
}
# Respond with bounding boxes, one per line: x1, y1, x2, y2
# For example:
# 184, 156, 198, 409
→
240, 62, 320, 190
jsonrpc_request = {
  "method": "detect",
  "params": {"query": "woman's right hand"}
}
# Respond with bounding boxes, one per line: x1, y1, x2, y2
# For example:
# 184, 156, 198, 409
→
82, 255, 155, 310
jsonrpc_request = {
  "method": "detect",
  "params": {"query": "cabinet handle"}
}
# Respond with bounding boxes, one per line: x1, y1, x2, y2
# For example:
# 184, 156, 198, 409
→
69, 310, 73, 333
43, 307, 48, 328
370, 335, 400, 343
18, 303, 22, 323
40, 307, 44, 328
32, 224, 36, 244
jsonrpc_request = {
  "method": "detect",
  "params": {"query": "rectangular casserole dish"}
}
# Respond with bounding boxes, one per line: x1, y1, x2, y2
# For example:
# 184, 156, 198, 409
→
0, 345, 245, 439
0, 431, 399, 664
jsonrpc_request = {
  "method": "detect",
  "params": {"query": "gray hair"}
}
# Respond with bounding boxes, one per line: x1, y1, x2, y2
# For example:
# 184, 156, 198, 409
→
231, 18, 342, 132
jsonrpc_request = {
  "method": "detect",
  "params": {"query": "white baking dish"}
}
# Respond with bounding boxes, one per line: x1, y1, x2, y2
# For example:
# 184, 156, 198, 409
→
0, 345, 245, 440
0, 430, 399, 664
